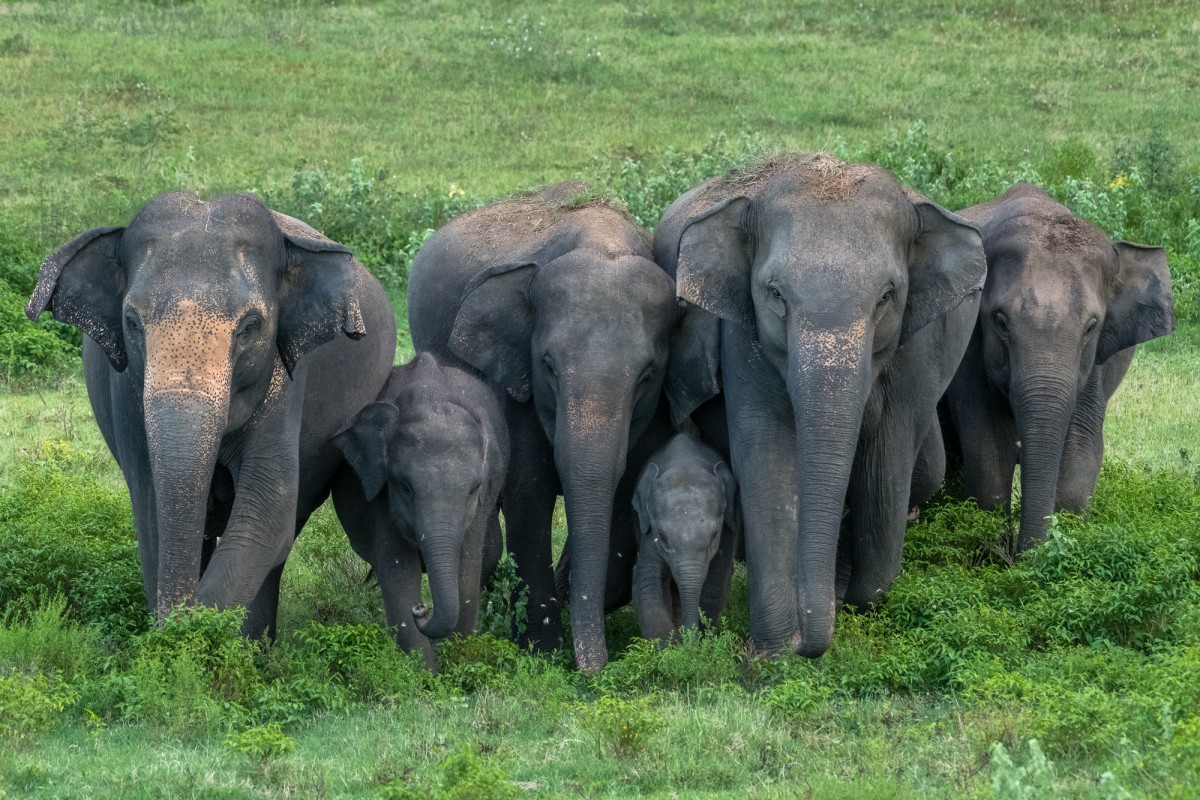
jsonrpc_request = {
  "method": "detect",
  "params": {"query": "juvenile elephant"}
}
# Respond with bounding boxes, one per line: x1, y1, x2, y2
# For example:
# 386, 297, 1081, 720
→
944, 184, 1174, 551
654, 154, 986, 658
631, 430, 739, 642
26, 192, 397, 636
331, 353, 507, 668
407, 181, 677, 672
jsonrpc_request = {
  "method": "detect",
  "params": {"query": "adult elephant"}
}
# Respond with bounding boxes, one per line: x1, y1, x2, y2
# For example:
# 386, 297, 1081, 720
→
407, 181, 677, 673
654, 154, 986, 658
26, 192, 396, 637
944, 184, 1174, 551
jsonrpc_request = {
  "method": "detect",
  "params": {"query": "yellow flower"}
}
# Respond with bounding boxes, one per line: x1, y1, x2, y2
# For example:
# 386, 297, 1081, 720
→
1108, 174, 1129, 189
448, 183, 466, 198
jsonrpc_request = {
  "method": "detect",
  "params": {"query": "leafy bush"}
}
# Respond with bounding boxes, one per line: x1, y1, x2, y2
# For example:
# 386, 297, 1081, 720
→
593, 628, 746, 696
381, 743, 520, 800
0, 440, 147, 638
0, 669, 79, 748
477, 554, 529, 640
0, 595, 99, 683
575, 692, 663, 757
290, 621, 430, 703
224, 722, 296, 765
435, 633, 522, 694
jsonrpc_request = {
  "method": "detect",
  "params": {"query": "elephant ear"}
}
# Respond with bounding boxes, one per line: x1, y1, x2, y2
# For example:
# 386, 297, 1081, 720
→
25, 227, 128, 371
664, 195, 750, 422
714, 461, 740, 537
631, 463, 659, 537
1097, 242, 1175, 364
902, 201, 987, 347
273, 211, 368, 378
449, 261, 538, 402
332, 402, 399, 502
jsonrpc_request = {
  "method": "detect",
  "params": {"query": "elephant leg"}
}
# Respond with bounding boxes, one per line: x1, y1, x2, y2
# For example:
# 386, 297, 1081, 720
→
242, 562, 285, 640
377, 546, 435, 669
454, 507, 492, 637
481, 507, 503, 583
946, 348, 1017, 511
502, 400, 562, 653
723, 329, 799, 654
1056, 372, 1107, 513
698, 524, 737, 629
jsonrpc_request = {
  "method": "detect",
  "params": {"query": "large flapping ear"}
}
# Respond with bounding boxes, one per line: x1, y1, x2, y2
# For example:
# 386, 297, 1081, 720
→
664, 304, 723, 426
902, 201, 987, 347
714, 461, 739, 536
449, 262, 538, 402
1097, 242, 1175, 364
675, 196, 754, 329
331, 402, 399, 502
273, 211, 367, 377
631, 462, 659, 538
26, 227, 128, 371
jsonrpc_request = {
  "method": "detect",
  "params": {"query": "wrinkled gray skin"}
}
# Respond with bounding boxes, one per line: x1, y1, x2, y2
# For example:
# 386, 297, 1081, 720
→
407, 181, 678, 673
945, 184, 1174, 551
331, 353, 507, 669
631, 430, 739, 641
654, 155, 986, 658
26, 192, 396, 637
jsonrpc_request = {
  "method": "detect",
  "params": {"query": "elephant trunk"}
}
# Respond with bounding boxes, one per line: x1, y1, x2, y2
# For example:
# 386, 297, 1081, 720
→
144, 389, 228, 620
557, 397, 630, 674
673, 561, 708, 630
788, 321, 871, 658
1012, 367, 1077, 551
411, 511, 470, 640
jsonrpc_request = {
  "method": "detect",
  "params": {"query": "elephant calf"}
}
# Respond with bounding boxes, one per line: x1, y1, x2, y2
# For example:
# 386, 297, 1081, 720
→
944, 183, 1175, 551
631, 430, 739, 642
331, 353, 508, 669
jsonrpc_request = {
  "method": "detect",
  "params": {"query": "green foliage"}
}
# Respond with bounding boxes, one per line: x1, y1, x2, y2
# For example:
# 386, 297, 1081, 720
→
991, 740, 1055, 800
435, 633, 522, 694
0, 595, 99, 683
381, 743, 520, 800
0, 440, 147, 638
0, 669, 79, 748
576, 693, 663, 757
477, 553, 529, 640
223, 722, 296, 765
0, 283, 79, 383
290, 621, 430, 703
593, 627, 746, 696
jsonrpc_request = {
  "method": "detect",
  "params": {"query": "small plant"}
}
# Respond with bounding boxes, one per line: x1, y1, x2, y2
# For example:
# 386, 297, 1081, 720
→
477, 554, 529, 639
762, 673, 832, 721
224, 722, 296, 766
0, 669, 79, 748
991, 739, 1055, 800
576, 692, 662, 757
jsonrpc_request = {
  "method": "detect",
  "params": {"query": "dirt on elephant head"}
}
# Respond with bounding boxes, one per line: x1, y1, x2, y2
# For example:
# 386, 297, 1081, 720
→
721, 152, 880, 201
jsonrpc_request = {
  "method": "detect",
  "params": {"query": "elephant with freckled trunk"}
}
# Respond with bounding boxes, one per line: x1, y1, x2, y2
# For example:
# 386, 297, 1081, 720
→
26, 192, 397, 637
944, 184, 1174, 551
406, 181, 678, 673
654, 154, 986, 658
331, 353, 507, 669
631, 430, 739, 642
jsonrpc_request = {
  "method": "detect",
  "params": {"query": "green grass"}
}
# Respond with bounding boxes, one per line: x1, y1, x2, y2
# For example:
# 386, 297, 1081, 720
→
3, 2, 1200, 798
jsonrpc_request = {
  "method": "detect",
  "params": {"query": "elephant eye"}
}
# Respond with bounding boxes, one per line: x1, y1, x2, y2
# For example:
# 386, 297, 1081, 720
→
765, 283, 786, 318
1085, 316, 1099, 335
237, 315, 263, 340
877, 286, 895, 309
638, 364, 656, 385
992, 310, 1010, 339
542, 354, 557, 378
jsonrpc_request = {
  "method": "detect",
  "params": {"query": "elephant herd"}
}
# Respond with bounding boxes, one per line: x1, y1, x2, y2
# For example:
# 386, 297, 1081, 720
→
25, 155, 1175, 674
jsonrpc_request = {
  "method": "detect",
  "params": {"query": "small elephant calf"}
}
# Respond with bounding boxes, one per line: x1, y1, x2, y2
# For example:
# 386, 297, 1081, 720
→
331, 353, 508, 669
631, 431, 739, 642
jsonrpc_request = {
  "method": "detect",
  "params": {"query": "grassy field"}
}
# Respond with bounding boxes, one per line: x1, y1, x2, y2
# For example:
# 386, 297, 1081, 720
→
3, 2, 1200, 798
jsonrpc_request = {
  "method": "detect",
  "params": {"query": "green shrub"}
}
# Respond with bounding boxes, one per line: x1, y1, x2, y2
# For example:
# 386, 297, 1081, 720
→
575, 692, 663, 757
762, 672, 832, 721
224, 721, 296, 765
381, 743, 520, 800
435, 634, 522, 694
0, 669, 79, 748
0, 441, 147, 638
593, 627, 746, 696
290, 621, 430, 703
0, 595, 99, 683
477, 554, 529, 640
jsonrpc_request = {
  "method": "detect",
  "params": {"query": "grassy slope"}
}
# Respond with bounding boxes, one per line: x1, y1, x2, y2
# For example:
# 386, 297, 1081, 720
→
1, 1, 1198, 238
2, 2, 1200, 798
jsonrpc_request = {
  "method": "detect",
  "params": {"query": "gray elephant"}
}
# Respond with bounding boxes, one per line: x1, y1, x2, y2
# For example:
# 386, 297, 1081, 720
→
631, 430, 738, 642
944, 183, 1174, 551
330, 353, 507, 668
654, 154, 986, 657
25, 192, 397, 637
407, 180, 678, 673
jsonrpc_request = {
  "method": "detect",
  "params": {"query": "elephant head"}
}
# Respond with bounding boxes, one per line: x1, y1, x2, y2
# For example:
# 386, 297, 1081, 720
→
632, 437, 737, 632
333, 356, 508, 640
968, 184, 1174, 549
27, 192, 366, 618
662, 154, 986, 656
448, 244, 677, 671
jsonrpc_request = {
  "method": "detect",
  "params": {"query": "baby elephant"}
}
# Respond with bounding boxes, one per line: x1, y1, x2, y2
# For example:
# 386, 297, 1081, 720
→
631, 431, 739, 642
331, 353, 508, 668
